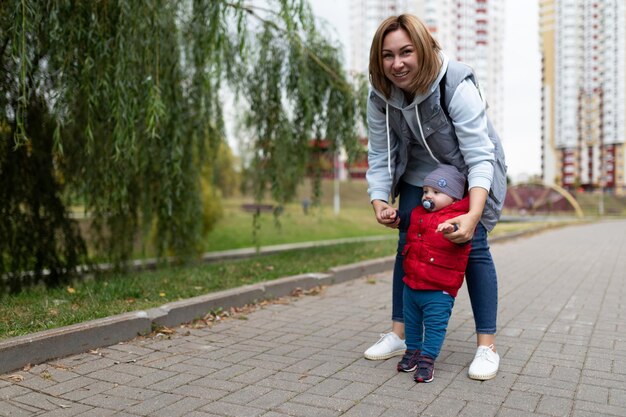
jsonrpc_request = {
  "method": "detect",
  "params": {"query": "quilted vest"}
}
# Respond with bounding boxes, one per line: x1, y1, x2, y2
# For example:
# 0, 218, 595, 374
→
401, 197, 472, 297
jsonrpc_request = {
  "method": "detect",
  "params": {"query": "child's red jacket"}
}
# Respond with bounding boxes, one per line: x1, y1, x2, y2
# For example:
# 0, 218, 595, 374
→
399, 197, 472, 297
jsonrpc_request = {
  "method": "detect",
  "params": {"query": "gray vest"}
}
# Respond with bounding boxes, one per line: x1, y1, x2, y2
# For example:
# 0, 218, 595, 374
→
370, 60, 507, 231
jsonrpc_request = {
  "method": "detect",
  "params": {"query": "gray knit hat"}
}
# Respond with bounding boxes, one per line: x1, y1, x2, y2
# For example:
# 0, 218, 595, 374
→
423, 164, 466, 200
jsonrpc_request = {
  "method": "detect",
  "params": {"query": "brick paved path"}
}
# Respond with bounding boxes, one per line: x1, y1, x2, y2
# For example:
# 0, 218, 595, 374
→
1, 220, 625, 416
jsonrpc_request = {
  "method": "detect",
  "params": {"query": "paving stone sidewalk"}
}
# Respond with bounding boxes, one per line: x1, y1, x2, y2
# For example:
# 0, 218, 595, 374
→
1, 220, 625, 417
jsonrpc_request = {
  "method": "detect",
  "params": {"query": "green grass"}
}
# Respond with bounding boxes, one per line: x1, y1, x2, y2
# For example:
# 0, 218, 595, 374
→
202, 179, 387, 251
571, 191, 626, 217
2, 178, 581, 340
203, 200, 392, 252
0, 240, 397, 340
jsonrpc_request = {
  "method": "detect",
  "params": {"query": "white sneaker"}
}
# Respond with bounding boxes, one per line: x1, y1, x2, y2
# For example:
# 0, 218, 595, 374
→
364, 332, 406, 360
468, 344, 500, 380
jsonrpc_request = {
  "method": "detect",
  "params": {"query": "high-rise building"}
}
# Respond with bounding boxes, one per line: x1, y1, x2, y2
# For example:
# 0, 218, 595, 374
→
540, 0, 626, 194
349, 0, 413, 75
349, 0, 505, 134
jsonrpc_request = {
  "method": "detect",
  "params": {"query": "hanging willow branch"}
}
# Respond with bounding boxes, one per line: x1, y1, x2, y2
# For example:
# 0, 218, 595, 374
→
0, 0, 363, 293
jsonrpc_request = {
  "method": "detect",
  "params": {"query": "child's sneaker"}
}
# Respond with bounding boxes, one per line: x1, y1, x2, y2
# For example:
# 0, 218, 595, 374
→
397, 349, 421, 372
413, 355, 435, 383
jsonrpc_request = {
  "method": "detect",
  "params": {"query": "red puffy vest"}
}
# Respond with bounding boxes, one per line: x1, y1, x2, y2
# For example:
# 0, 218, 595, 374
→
402, 197, 472, 297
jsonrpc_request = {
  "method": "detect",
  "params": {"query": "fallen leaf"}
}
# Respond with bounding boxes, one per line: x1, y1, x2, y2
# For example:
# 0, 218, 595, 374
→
6, 374, 24, 382
66, 287, 76, 294
22, 363, 32, 371
155, 326, 175, 335
159, 292, 166, 297
304, 285, 326, 296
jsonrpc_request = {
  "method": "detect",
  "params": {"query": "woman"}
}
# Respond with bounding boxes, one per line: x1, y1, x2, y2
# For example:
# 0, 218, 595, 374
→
363, 14, 507, 381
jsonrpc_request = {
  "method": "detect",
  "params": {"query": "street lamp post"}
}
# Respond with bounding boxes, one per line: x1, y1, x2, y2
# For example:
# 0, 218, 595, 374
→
333, 149, 340, 215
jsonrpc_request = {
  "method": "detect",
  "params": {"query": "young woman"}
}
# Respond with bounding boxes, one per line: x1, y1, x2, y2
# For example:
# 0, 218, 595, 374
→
363, 14, 507, 381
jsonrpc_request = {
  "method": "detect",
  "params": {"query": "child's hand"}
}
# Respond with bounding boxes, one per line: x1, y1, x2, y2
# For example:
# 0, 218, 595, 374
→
436, 222, 458, 234
380, 208, 397, 221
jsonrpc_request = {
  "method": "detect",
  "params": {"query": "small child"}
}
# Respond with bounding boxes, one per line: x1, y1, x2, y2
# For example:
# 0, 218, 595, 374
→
380, 164, 471, 383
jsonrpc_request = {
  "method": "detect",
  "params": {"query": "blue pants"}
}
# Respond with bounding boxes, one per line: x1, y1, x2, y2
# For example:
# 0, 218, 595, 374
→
403, 288, 454, 359
391, 181, 498, 334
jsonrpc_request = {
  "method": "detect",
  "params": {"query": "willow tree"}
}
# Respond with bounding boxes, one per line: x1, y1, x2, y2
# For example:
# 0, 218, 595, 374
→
0, 1, 362, 293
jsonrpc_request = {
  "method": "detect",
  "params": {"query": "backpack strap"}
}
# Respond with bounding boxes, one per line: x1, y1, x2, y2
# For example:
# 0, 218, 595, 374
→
439, 71, 449, 119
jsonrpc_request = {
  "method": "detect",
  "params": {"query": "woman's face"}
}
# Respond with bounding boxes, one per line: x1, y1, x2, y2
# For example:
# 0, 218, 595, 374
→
381, 28, 418, 92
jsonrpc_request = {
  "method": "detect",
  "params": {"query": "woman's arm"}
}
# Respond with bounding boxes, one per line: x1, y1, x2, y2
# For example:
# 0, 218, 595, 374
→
366, 93, 397, 203
448, 78, 495, 194
442, 187, 487, 243
439, 77, 495, 242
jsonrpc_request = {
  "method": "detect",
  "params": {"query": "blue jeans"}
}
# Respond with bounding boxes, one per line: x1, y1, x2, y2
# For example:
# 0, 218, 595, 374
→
392, 181, 498, 334
403, 288, 454, 359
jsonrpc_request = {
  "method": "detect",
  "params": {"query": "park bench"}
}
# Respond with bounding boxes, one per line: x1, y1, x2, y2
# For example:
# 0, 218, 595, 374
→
240, 203, 274, 213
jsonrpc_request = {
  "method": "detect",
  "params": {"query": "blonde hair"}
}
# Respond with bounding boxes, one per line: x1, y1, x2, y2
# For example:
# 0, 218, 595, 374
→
369, 14, 441, 98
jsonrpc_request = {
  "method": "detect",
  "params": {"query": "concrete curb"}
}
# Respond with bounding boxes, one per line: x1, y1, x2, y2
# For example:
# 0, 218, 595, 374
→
0, 312, 152, 374
0, 256, 395, 375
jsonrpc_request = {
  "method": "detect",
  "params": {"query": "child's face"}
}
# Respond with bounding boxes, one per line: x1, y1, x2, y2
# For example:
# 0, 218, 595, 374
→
422, 186, 455, 211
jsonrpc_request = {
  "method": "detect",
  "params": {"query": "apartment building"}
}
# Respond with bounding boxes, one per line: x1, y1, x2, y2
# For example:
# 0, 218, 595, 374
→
349, 0, 413, 75
540, 0, 626, 195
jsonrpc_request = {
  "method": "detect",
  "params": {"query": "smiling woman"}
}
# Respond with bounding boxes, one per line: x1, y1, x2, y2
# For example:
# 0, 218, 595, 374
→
363, 13, 507, 382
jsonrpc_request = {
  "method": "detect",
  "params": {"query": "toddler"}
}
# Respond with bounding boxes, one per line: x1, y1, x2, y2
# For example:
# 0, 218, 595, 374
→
380, 164, 471, 383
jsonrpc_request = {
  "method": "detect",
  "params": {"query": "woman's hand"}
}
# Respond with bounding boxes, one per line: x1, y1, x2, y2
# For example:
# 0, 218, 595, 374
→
441, 187, 488, 244
372, 199, 400, 229
439, 213, 480, 243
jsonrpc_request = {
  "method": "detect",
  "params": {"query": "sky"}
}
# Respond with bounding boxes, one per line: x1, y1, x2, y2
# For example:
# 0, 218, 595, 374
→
308, 0, 542, 182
